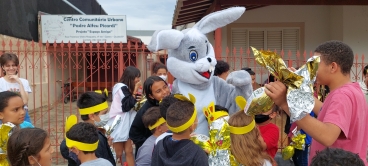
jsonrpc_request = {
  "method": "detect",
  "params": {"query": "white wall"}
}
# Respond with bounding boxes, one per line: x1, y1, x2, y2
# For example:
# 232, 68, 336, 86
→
343, 6, 368, 57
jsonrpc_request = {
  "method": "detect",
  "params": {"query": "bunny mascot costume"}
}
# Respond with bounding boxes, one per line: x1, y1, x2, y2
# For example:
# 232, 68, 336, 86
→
148, 7, 253, 136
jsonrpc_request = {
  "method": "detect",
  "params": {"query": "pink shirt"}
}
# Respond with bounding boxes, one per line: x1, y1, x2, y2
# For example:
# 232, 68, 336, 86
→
309, 83, 368, 165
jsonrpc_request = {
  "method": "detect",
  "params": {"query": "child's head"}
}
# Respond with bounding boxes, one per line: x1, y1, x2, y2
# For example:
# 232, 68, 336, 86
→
214, 60, 230, 80
0, 91, 25, 126
1, 53, 19, 75
254, 104, 279, 124
7, 128, 52, 166
242, 67, 256, 84
310, 148, 364, 166
363, 65, 368, 83
151, 62, 168, 81
142, 106, 168, 135
228, 111, 273, 166
159, 94, 180, 120
166, 100, 197, 135
77, 91, 109, 127
143, 76, 170, 104
315, 41, 353, 85
119, 66, 141, 93
66, 122, 99, 157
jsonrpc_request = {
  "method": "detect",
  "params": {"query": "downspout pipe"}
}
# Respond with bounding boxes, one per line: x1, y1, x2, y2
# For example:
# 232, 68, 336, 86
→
62, 0, 86, 15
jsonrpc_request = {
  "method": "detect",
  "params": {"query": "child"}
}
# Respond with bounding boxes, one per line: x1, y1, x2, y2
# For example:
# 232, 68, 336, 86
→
228, 111, 275, 166
151, 62, 172, 90
65, 117, 113, 166
242, 67, 261, 90
214, 60, 230, 80
129, 76, 170, 156
255, 105, 280, 158
155, 94, 180, 144
60, 91, 115, 166
108, 66, 141, 165
7, 128, 53, 166
135, 107, 168, 166
151, 95, 208, 166
310, 148, 365, 166
0, 53, 32, 124
265, 41, 368, 164
0, 91, 26, 127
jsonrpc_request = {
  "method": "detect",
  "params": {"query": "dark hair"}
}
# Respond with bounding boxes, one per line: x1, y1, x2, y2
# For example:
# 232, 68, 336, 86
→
159, 94, 180, 119
77, 92, 107, 121
142, 107, 162, 133
143, 76, 167, 105
166, 100, 194, 133
119, 66, 141, 93
66, 122, 99, 154
315, 40, 354, 75
241, 67, 255, 75
151, 62, 167, 74
214, 60, 230, 76
363, 65, 368, 76
271, 105, 281, 114
310, 148, 364, 166
7, 128, 48, 166
1, 53, 19, 75
215, 105, 229, 113
0, 91, 21, 112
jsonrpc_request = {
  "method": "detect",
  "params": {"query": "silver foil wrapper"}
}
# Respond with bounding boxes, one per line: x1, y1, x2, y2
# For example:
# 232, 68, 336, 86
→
287, 56, 320, 122
104, 115, 121, 136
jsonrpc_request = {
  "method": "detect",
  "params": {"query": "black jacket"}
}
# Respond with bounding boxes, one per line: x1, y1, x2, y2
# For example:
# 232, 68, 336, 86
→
129, 100, 158, 156
151, 136, 209, 166
60, 130, 116, 166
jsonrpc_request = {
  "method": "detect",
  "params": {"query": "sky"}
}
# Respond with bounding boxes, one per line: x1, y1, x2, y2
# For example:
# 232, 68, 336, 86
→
97, 0, 177, 30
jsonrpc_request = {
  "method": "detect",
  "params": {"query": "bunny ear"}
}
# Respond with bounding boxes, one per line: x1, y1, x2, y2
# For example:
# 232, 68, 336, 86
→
208, 101, 215, 113
235, 96, 247, 110
147, 29, 184, 52
65, 115, 77, 132
193, 7, 246, 34
95, 89, 108, 97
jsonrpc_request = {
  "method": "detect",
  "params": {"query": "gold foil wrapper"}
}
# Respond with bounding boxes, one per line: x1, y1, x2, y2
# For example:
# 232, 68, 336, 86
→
0, 122, 16, 166
208, 117, 239, 166
250, 47, 319, 121
190, 134, 212, 153
133, 96, 147, 111
282, 132, 306, 160
246, 47, 303, 115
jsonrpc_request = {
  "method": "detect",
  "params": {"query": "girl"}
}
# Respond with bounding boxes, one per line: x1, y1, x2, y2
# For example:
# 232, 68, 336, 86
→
7, 128, 53, 166
108, 66, 141, 166
151, 62, 172, 90
129, 76, 170, 156
228, 111, 276, 166
0, 91, 26, 127
0, 53, 32, 124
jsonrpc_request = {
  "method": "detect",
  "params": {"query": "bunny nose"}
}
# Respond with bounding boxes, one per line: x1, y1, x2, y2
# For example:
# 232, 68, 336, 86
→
207, 58, 212, 62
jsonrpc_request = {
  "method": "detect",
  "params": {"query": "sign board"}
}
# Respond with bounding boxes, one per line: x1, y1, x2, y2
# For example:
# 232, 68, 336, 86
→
40, 15, 127, 43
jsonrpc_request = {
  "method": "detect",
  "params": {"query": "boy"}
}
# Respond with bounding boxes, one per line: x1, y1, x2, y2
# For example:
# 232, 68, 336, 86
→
265, 41, 368, 164
60, 91, 116, 166
155, 94, 180, 144
135, 107, 168, 166
65, 121, 113, 166
310, 148, 365, 166
151, 96, 208, 166
255, 105, 279, 158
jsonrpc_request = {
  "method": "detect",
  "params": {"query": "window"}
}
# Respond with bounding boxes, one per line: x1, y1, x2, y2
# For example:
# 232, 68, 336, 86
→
231, 28, 300, 58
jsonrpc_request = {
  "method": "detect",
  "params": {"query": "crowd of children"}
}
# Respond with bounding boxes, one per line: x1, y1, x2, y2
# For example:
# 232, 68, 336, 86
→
1, 40, 368, 166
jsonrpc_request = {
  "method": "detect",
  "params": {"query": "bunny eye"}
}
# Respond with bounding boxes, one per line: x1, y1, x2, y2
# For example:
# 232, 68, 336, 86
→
189, 50, 198, 62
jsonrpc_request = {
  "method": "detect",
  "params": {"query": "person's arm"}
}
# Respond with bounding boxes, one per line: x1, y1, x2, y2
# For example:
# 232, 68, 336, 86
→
120, 86, 137, 112
9, 76, 29, 105
265, 81, 348, 146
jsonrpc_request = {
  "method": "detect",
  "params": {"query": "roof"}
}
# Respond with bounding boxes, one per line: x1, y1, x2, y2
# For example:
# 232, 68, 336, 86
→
172, 0, 368, 28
